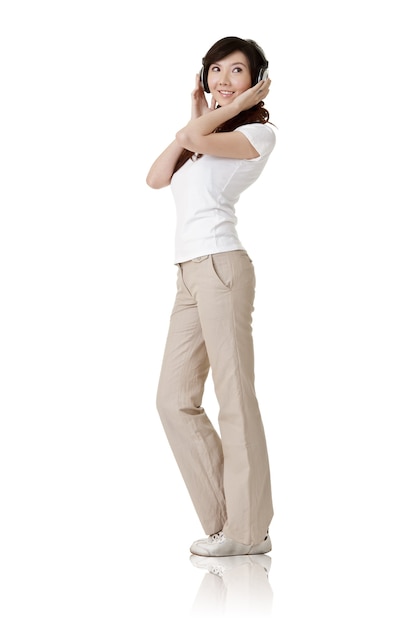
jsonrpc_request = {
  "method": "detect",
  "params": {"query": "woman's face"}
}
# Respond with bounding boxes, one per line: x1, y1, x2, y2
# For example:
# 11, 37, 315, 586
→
207, 50, 252, 105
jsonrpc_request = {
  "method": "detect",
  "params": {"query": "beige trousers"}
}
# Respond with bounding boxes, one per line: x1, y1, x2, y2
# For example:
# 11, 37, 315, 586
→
156, 251, 273, 545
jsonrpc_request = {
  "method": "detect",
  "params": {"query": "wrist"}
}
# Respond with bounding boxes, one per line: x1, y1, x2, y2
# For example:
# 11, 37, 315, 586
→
213, 100, 240, 122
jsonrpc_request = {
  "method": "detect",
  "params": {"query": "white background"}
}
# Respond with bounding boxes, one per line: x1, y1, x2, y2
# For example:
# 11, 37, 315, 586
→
1, 1, 416, 624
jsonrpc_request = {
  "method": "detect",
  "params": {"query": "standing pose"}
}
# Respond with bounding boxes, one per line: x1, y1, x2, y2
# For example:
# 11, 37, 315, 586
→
146, 36, 275, 557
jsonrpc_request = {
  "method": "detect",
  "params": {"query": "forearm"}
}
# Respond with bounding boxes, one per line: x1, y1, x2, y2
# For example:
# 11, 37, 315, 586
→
176, 103, 239, 148
146, 139, 184, 189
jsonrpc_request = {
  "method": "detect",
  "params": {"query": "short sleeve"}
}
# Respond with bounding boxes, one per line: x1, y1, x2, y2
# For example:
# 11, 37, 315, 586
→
235, 123, 276, 158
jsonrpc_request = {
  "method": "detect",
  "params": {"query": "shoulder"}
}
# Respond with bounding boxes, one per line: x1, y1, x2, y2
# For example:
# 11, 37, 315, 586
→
234, 123, 276, 156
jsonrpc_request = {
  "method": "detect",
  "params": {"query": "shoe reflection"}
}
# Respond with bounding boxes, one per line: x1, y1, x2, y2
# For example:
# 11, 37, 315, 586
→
190, 554, 273, 617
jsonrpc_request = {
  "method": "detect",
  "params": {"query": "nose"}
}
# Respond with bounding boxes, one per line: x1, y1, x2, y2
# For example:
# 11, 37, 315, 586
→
218, 71, 231, 85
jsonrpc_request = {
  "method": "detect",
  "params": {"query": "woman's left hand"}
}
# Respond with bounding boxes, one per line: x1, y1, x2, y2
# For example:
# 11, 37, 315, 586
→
234, 78, 271, 112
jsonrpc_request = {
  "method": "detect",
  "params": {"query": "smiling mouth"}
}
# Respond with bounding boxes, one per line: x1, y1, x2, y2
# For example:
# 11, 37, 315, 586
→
218, 90, 234, 96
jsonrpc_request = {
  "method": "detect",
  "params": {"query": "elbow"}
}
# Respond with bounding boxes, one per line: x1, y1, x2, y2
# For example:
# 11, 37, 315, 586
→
146, 172, 170, 189
176, 128, 195, 151
175, 129, 187, 147
146, 173, 160, 189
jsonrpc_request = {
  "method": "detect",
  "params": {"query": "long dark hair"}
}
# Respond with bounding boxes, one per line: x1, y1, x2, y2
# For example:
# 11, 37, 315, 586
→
173, 37, 271, 175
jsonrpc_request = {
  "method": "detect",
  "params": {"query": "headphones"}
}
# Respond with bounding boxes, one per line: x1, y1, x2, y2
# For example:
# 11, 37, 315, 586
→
200, 40, 269, 94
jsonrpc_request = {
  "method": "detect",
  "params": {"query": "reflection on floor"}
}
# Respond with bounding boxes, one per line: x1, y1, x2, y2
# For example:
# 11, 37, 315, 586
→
190, 554, 273, 617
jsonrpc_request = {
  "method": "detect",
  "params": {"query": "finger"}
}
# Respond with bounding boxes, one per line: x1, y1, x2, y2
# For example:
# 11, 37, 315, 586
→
256, 79, 270, 96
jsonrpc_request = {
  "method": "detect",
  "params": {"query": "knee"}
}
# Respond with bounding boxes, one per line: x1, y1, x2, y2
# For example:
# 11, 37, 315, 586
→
157, 383, 202, 427
156, 384, 176, 425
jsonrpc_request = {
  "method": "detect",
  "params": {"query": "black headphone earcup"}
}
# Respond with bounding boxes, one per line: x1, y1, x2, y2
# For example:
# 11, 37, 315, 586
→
200, 66, 210, 93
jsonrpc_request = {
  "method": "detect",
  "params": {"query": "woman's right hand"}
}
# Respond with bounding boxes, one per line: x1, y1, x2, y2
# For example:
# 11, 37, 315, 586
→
191, 73, 215, 119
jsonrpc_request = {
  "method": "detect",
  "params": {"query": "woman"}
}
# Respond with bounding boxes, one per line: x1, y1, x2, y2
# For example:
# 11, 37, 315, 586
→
146, 36, 275, 557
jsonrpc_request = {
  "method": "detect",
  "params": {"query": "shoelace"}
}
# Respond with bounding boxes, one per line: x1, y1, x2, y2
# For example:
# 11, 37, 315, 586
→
208, 530, 269, 546
209, 531, 225, 543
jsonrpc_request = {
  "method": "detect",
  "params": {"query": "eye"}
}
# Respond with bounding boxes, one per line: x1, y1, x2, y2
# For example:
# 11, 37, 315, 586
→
211, 66, 220, 72
232, 67, 243, 73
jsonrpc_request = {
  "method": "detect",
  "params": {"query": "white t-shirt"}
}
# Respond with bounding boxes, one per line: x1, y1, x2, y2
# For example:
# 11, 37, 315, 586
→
170, 122, 276, 263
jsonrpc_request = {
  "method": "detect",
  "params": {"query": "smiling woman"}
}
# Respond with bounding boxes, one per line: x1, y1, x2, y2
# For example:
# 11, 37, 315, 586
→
173, 50, 265, 159
206, 52, 253, 101
146, 36, 276, 558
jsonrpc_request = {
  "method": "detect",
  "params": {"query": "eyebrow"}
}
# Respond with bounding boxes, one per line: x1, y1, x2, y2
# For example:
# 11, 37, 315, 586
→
211, 61, 248, 68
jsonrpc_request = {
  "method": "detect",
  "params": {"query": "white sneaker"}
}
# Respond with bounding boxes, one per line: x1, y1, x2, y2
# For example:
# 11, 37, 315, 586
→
190, 530, 272, 557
